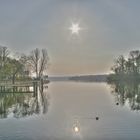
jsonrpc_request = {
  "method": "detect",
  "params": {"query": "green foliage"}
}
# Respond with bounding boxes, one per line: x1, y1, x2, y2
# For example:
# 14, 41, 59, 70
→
0, 46, 49, 83
108, 50, 140, 110
109, 50, 140, 81
0, 57, 25, 81
0, 47, 29, 82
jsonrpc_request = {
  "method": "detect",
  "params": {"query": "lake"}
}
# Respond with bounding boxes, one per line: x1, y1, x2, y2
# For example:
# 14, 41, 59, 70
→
0, 81, 140, 140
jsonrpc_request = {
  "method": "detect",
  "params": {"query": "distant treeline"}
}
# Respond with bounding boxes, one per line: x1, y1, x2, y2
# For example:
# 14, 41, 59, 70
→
108, 50, 140, 82
69, 75, 107, 82
0, 46, 49, 84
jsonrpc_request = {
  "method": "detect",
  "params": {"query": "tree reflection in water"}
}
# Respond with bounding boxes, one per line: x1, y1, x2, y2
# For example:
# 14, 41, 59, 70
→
0, 86, 49, 118
109, 81, 140, 110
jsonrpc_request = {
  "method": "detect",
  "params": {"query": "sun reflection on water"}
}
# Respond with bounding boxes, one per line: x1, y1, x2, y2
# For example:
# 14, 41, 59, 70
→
73, 125, 80, 133
73, 118, 80, 134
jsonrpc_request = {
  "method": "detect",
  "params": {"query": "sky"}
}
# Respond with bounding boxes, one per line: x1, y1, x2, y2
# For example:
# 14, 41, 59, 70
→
0, 0, 140, 75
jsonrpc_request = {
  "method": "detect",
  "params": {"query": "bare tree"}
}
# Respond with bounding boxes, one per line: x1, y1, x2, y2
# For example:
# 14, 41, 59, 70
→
28, 48, 49, 79
39, 49, 49, 77
111, 55, 126, 74
19, 54, 30, 77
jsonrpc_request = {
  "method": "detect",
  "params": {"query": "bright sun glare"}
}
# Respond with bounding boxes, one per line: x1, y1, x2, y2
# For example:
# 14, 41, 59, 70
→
74, 126, 79, 133
69, 23, 81, 35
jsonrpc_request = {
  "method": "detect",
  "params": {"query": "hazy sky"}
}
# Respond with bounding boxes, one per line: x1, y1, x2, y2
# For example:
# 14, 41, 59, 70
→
0, 0, 140, 75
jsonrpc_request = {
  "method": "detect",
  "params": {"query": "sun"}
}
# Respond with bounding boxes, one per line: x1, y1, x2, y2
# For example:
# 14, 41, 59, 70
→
69, 23, 81, 35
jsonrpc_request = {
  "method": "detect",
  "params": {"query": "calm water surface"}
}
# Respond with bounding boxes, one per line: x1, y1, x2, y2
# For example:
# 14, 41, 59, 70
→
0, 81, 140, 140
